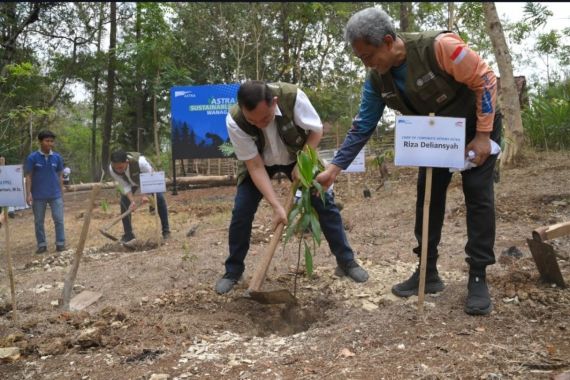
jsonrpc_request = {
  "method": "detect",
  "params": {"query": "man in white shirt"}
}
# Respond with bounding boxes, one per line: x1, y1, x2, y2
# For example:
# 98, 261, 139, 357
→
109, 150, 170, 243
215, 80, 368, 294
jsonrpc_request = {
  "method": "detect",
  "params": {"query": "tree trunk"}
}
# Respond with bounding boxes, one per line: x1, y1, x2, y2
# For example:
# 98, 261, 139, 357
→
101, 2, 117, 176
448, 2, 454, 30
399, 2, 411, 32
135, 3, 144, 153
91, 3, 104, 182
64, 175, 236, 193
482, 2, 524, 166
153, 70, 161, 168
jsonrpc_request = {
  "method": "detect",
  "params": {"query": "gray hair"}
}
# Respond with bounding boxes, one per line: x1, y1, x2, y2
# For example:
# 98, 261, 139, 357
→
344, 7, 396, 47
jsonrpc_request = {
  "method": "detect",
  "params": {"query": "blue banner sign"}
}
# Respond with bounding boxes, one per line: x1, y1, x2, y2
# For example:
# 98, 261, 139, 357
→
170, 83, 239, 159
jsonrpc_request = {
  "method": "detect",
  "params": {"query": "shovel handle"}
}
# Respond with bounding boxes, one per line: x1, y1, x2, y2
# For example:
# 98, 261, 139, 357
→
248, 179, 299, 292
102, 208, 133, 232
533, 221, 570, 242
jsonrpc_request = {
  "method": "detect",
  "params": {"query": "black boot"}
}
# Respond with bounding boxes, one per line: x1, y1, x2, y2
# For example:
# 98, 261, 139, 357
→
392, 260, 444, 298
465, 273, 492, 315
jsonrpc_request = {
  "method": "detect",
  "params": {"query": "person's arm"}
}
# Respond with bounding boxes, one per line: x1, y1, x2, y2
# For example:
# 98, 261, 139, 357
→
57, 156, 64, 193
136, 156, 153, 204
24, 156, 34, 205
434, 33, 497, 165
109, 164, 138, 210
245, 154, 287, 229
25, 173, 33, 206
138, 156, 153, 174
316, 78, 385, 188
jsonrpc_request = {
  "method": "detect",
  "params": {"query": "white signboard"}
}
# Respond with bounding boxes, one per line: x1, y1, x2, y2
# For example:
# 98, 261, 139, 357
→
335, 148, 366, 173
395, 115, 465, 169
139, 171, 166, 194
0, 165, 27, 207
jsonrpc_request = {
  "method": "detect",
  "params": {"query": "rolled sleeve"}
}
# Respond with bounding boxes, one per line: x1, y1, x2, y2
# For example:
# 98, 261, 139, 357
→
293, 89, 323, 133
138, 156, 153, 174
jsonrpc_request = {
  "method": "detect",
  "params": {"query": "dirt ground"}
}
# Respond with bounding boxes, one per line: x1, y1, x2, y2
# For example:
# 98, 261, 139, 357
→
1, 150, 569, 380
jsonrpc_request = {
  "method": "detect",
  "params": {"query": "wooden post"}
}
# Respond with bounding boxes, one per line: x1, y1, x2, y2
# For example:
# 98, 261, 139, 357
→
61, 184, 101, 310
417, 167, 432, 314
153, 194, 162, 244
418, 113, 436, 314
1, 156, 17, 321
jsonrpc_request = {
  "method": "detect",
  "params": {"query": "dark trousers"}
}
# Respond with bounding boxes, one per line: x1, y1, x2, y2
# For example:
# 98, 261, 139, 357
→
120, 192, 170, 239
413, 113, 502, 274
225, 163, 354, 276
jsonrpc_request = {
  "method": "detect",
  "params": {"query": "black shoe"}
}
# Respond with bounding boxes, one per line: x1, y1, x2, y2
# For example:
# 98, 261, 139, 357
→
162, 231, 171, 240
56, 245, 66, 252
335, 260, 369, 283
35, 246, 47, 254
391, 266, 445, 298
465, 274, 493, 315
215, 273, 240, 294
120, 234, 136, 244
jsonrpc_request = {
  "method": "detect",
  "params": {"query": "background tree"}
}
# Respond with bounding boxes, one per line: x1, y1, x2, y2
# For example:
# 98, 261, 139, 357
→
483, 2, 524, 166
101, 2, 116, 175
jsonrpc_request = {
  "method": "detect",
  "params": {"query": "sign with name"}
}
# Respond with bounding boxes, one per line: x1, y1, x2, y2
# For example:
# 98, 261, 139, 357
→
335, 148, 366, 173
0, 165, 27, 207
139, 172, 166, 194
394, 115, 465, 169
170, 83, 240, 159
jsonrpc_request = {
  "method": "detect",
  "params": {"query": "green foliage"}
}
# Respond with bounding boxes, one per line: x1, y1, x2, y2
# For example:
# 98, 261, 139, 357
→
522, 2, 553, 29
100, 199, 109, 212
522, 80, 570, 150
284, 146, 325, 279
218, 142, 235, 157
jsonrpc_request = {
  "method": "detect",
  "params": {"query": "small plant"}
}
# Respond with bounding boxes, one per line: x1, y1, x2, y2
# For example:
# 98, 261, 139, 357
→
100, 199, 109, 212
284, 145, 325, 293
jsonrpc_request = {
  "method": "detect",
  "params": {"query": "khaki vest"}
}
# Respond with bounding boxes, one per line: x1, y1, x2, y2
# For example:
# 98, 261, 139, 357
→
368, 31, 477, 122
230, 82, 309, 184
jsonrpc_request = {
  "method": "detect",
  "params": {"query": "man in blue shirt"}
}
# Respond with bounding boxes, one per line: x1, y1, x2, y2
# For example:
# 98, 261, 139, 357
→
25, 130, 66, 254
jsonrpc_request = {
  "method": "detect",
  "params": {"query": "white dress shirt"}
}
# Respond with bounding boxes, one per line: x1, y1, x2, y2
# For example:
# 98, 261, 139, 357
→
109, 155, 153, 194
227, 88, 322, 166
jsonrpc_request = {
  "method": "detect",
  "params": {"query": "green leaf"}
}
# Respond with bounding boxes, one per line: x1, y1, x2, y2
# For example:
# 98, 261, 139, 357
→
312, 180, 326, 205
309, 209, 321, 246
304, 240, 313, 278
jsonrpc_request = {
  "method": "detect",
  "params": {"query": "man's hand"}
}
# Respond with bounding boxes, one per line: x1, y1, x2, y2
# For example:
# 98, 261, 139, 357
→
292, 165, 300, 182
466, 131, 491, 166
271, 203, 288, 231
141, 195, 149, 204
316, 163, 342, 189
26, 194, 33, 206
129, 200, 138, 211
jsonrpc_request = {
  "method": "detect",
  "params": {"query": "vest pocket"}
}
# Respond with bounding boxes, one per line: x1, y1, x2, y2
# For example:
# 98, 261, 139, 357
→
416, 76, 454, 110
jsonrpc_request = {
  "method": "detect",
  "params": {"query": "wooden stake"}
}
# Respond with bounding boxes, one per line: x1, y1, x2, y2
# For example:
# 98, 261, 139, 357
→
0, 157, 17, 321
2, 207, 17, 322
418, 113, 436, 314
61, 184, 101, 310
417, 167, 432, 314
153, 194, 162, 244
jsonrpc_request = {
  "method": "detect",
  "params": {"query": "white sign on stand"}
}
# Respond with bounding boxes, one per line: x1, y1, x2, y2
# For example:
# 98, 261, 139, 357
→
394, 115, 465, 169
0, 165, 27, 207
139, 172, 166, 194
335, 148, 366, 173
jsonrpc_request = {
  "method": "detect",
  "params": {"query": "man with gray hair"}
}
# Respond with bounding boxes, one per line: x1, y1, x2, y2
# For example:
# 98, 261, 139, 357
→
317, 7, 502, 315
